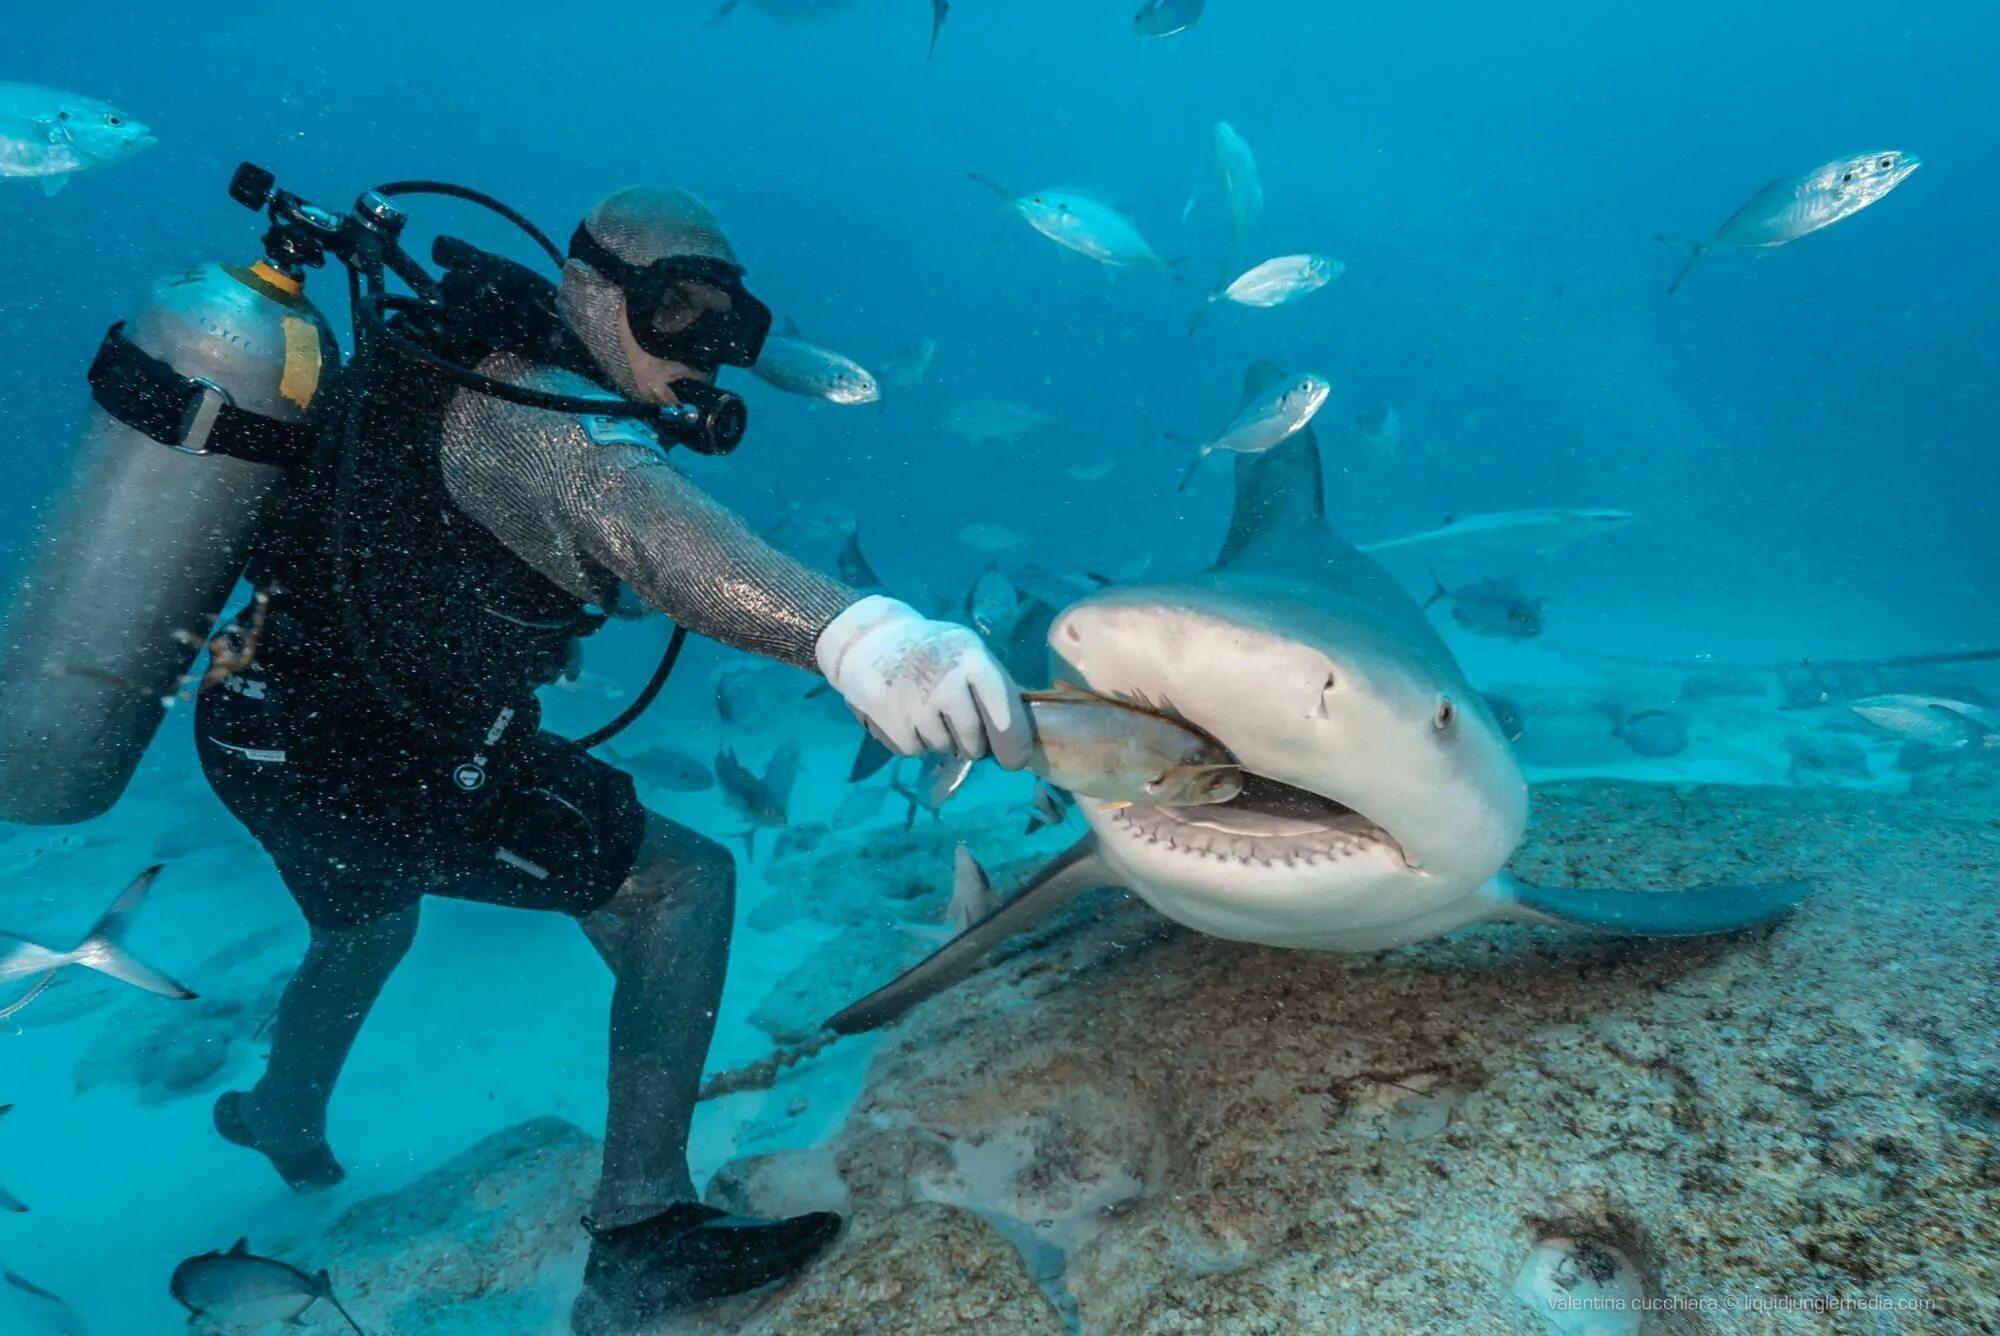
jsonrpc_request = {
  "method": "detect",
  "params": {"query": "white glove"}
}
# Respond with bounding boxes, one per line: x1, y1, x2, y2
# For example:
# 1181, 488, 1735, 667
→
815, 595, 1031, 769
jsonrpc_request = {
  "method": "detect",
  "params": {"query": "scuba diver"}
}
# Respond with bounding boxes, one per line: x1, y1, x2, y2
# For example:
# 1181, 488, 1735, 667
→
0, 180, 1032, 1336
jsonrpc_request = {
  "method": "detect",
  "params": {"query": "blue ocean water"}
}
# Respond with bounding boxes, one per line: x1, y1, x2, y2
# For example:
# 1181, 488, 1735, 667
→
1, 1, 1996, 1331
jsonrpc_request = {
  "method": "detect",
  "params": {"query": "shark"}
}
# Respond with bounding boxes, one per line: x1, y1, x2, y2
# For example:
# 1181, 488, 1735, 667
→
828, 361, 1810, 1035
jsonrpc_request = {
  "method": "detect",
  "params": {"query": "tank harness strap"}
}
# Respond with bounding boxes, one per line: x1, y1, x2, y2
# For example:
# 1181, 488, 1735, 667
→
86, 321, 318, 468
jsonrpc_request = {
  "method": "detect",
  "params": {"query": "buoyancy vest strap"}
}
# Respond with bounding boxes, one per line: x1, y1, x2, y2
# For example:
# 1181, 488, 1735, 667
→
87, 321, 319, 467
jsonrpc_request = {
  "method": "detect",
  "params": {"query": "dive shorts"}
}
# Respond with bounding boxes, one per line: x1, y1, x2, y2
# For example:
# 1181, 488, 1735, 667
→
195, 658, 646, 931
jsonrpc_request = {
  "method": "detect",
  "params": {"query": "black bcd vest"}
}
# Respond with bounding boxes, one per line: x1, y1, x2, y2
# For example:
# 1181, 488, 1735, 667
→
249, 240, 617, 751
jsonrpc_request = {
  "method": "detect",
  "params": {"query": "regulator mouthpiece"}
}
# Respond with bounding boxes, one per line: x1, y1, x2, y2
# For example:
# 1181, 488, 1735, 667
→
660, 381, 747, 455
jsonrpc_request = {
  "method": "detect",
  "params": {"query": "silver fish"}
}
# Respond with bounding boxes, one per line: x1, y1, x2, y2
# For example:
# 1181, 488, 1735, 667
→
1190, 254, 1344, 333
1134, 0, 1204, 39
1659, 150, 1920, 293
768, 493, 859, 542
753, 322, 880, 404
1176, 370, 1331, 491
0, 83, 154, 196
892, 753, 975, 829
171, 1238, 365, 1334
3, 1269, 86, 1336
1025, 683, 1242, 806
617, 746, 715, 793
1213, 122, 1263, 247
1850, 694, 1997, 748
717, 742, 802, 857
971, 174, 1169, 269
879, 337, 938, 393
1423, 575, 1546, 641
967, 566, 1023, 639
1, 866, 194, 1023
939, 395, 1052, 441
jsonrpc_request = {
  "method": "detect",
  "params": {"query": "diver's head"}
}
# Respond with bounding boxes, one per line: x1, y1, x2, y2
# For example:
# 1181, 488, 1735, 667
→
560, 186, 773, 405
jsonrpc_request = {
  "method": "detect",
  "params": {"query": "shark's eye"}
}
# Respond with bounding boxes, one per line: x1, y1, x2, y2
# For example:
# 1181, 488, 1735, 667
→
1879, 156, 1894, 168
1842, 171, 1855, 183
1434, 697, 1457, 731
106, 115, 123, 126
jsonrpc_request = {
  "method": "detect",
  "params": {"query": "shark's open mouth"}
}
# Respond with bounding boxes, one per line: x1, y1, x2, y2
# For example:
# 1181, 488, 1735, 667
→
1100, 771, 1408, 868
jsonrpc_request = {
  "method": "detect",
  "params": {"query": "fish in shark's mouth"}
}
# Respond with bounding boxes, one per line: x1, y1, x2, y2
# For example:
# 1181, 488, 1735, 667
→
1097, 771, 1407, 867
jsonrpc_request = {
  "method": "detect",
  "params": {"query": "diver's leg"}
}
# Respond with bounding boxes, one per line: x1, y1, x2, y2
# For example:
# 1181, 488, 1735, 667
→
570, 814, 839, 1331
215, 903, 420, 1190
579, 815, 734, 1222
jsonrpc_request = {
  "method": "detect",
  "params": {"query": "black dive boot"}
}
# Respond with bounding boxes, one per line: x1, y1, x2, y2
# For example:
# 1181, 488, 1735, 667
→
570, 1204, 842, 1333
213, 1091, 345, 1192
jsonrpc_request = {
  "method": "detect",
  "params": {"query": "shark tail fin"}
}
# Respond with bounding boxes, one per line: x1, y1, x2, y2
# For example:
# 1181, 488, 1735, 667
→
826, 836, 1108, 1035
708, 0, 742, 26
1422, 569, 1449, 611
928, 0, 948, 57
74, 866, 195, 1000
1656, 235, 1708, 295
1486, 872, 1812, 936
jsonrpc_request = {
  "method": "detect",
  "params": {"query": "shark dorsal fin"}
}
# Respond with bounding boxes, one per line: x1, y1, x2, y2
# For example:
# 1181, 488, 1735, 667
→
1216, 360, 1327, 567
779, 316, 801, 337
229, 1238, 251, 1256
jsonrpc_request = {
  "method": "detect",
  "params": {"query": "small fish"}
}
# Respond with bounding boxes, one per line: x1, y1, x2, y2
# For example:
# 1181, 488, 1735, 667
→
717, 742, 802, 857
767, 492, 860, 543
838, 530, 885, 589
752, 321, 880, 405
1614, 708, 1690, 759
899, 844, 1001, 945
878, 337, 938, 394
1360, 509, 1634, 558
957, 523, 1025, 553
1, 866, 195, 1023
714, 660, 791, 729
1354, 404, 1402, 460
171, 1238, 366, 1334
1659, 150, 1921, 293
0, 1106, 23, 1212
4, 1269, 86, 1335
970, 174, 1170, 269
0, 83, 155, 196
1176, 371, 1332, 491
891, 753, 975, 829
617, 746, 715, 793
1024, 781, 1073, 834
1850, 695, 1997, 748
1063, 459, 1116, 482
1213, 122, 1263, 248
1134, 0, 1204, 39
1026, 683, 1242, 806
1423, 575, 1545, 641
939, 395, 1053, 441
967, 566, 1024, 639
1191, 254, 1345, 333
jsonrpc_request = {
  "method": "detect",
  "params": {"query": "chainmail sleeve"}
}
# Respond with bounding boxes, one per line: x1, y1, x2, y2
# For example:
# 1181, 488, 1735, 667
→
438, 354, 858, 670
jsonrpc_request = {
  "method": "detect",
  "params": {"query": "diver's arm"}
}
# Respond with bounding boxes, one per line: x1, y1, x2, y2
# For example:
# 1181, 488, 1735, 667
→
438, 364, 852, 670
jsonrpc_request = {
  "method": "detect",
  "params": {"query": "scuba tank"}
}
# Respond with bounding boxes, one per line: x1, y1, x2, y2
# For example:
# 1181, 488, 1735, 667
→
0, 258, 334, 825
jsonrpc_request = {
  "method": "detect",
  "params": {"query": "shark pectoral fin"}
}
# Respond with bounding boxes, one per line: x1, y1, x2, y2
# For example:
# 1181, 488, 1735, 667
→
41, 174, 69, 197
1486, 872, 1812, 937
826, 836, 1111, 1035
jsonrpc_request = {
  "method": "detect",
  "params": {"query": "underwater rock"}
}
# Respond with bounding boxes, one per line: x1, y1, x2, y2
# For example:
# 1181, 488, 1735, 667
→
747, 920, 922, 1042
794, 779, 2000, 1332
705, 1146, 852, 1220
1783, 732, 1872, 786
1610, 708, 1688, 759
1512, 1236, 1644, 1336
